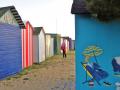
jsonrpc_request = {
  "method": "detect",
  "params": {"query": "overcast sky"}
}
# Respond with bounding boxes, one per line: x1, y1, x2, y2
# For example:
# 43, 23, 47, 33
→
0, 0, 75, 39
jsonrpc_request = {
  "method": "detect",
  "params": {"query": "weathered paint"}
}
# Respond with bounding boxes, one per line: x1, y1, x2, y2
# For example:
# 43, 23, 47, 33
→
46, 34, 54, 58
0, 10, 19, 26
75, 15, 120, 90
46, 35, 51, 58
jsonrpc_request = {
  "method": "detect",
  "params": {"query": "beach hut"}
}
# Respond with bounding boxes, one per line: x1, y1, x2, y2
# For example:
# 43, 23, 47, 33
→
0, 6, 25, 79
71, 0, 120, 90
69, 38, 72, 50
22, 21, 33, 69
50, 37, 54, 56
71, 40, 75, 50
61, 37, 69, 53
33, 27, 46, 63
50, 34, 61, 55
61, 37, 64, 53
45, 34, 54, 58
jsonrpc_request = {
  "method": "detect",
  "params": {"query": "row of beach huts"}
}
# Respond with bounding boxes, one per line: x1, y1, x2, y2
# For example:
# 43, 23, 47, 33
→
0, 6, 75, 79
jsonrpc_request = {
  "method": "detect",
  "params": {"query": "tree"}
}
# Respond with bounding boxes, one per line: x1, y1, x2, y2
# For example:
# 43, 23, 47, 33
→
86, 0, 120, 21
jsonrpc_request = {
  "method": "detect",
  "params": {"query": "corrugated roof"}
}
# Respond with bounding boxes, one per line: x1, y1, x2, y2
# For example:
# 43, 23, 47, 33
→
0, 6, 25, 29
71, 0, 89, 14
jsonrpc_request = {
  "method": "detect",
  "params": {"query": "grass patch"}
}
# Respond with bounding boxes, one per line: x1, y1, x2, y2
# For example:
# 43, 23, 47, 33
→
5, 51, 75, 80
12, 68, 31, 79
6, 67, 33, 80
6, 77, 12, 80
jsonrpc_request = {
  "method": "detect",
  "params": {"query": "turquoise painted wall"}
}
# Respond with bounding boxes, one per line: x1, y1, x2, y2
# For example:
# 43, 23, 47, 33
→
75, 15, 120, 90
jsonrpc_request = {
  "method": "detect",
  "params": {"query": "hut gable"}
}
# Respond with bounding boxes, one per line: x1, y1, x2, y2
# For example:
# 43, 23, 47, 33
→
0, 10, 18, 26
0, 6, 25, 29
71, 0, 89, 14
33, 27, 46, 63
33, 27, 45, 35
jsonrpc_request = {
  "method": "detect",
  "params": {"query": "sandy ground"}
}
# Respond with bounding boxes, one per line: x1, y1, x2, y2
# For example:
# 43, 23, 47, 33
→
0, 51, 75, 90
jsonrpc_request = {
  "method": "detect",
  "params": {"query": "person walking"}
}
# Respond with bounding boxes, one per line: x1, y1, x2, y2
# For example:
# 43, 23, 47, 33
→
61, 40, 67, 58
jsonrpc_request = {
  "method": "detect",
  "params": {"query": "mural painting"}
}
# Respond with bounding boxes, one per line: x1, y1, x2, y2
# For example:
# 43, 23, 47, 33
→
112, 57, 120, 76
81, 46, 111, 87
112, 57, 120, 90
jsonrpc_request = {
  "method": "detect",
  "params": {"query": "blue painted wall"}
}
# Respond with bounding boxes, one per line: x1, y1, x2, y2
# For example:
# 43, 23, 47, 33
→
75, 15, 120, 90
0, 23, 22, 79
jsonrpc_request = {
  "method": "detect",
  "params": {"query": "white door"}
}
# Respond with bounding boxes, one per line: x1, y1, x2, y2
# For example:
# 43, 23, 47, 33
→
50, 38, 54, 56
39, 31, 45, 62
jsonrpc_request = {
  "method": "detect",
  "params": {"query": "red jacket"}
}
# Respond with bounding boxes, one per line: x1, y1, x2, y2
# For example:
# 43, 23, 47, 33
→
61, 42, 66, 51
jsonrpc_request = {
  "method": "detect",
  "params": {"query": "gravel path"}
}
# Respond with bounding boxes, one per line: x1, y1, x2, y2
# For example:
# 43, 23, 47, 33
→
0, 51, 75, 90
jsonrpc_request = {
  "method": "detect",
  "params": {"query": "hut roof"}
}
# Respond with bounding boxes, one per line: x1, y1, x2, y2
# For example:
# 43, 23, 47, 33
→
46, 33, 61, 37
71, 0, 89, 14
34, 27, 45, 35
0, 6, 25, 29
61, 36, 70, 40
61, 36, 69, 38
24, 21, 34, 30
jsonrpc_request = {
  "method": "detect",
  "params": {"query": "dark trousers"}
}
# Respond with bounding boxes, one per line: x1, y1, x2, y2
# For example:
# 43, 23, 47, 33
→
63, 50, 66, 58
